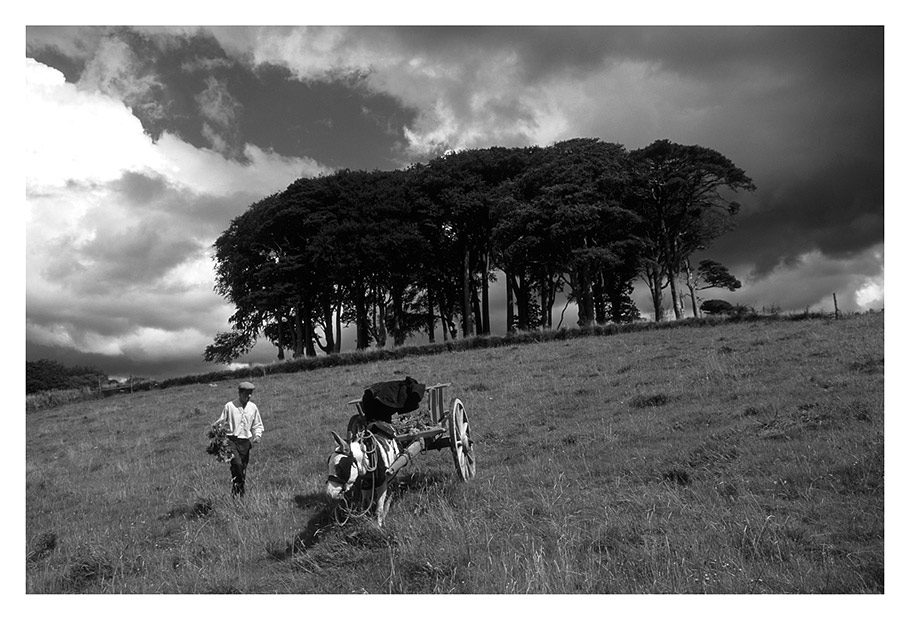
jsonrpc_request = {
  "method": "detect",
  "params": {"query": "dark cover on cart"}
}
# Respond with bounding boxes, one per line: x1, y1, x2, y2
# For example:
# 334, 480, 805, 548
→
362, 376, 426, 422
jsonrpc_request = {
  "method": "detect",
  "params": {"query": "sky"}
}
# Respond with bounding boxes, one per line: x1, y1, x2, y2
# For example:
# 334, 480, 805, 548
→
20, 9, 893, 382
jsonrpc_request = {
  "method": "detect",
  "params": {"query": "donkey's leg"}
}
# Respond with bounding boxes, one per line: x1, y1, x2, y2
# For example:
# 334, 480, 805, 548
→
360, 484, 373, 514
374, 483, 390, 527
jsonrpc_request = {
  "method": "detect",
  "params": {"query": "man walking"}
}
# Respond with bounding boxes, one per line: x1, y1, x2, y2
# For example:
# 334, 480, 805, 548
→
212, 381, 264, 496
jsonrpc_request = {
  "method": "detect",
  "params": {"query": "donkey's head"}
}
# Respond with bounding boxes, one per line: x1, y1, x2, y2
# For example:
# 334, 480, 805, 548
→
325, 430, 363, 500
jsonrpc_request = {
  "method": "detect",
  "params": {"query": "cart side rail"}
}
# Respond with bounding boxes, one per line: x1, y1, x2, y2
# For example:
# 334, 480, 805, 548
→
425, 382, 451, 424
347, 398, 365, 417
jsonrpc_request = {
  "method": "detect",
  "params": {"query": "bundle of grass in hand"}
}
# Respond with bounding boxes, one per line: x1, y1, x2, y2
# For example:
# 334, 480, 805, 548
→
206, 421, 233, 462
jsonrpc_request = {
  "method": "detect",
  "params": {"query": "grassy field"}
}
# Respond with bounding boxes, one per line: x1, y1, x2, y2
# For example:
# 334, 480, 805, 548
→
25, 312, 884, 595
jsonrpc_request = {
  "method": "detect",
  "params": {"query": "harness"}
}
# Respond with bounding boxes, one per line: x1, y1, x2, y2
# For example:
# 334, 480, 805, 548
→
329, 428, 399, 525
358, 428, 380, 475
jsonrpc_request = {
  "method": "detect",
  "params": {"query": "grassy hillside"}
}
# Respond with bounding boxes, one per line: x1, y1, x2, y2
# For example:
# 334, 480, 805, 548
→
25, 313, 884, 594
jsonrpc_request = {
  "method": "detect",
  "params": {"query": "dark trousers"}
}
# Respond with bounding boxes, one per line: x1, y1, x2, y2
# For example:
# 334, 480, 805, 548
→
228, 436, 252, 496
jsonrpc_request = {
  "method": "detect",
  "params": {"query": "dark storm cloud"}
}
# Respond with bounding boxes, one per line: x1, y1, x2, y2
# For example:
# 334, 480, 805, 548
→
612, 26, 882, 84
27, 27, 419, 170
614, 27, 884, 283
235, 63, 418, 169
375, 26, 881, 95
377, 26, 617, 80
418, 25, 884, 306
711, 154, 884, 278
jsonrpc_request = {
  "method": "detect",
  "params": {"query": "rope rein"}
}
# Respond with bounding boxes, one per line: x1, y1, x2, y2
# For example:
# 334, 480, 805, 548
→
333, 428, 382, 524
335, 488, 376, 525
357, 428, 379, 473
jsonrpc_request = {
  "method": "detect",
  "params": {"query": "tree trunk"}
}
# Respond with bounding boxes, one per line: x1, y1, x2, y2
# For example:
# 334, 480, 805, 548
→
462, 249, 473, 338
683, 259, 700, 318
539, 279, 550, 329
392, 287, 407, 347
355, 285, 369, 350
653, 200, 672, 322
513, 273, 529, 331
481, 252, 490, 335
664, 227, 683, 320
547, 275, 558, 329
645, 265, 664, 322
505, 271, 515, 333
334, 296, 342, 353
593, 272, 607, 325
322, 299, 335, 353
668, 273, 683, 320
540, 268, 556, 329
576, 267, 594, 327
293, 304, 304, 357
471, 284, 482, 336
276, 314, 285, 360
426, 286, 436, 343
608, 285, 624, 324
372, 293, 387, 348
303, 297, 317, 357
539, 286, 547, 330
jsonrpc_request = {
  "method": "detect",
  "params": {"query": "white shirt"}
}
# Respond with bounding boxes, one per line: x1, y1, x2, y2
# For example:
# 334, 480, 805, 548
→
213, 399, 264, 440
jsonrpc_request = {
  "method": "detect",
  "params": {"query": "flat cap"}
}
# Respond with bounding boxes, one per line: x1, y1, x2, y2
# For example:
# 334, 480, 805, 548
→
238, 381, 256, 391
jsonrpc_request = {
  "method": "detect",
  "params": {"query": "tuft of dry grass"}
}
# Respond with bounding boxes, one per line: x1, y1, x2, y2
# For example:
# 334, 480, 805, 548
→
26, 313, 884, 593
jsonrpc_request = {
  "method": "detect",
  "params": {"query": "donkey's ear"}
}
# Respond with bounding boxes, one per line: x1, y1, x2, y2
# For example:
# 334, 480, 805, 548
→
331, 430, 349, 451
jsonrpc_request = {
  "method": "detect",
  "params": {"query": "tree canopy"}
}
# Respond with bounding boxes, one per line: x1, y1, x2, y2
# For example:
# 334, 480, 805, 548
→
629, 139, 755, 321
26, 359, 109, 394
209, 138, 752, 363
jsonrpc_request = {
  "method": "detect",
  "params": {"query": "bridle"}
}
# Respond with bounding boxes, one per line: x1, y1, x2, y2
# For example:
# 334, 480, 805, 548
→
326, 449, 357, 492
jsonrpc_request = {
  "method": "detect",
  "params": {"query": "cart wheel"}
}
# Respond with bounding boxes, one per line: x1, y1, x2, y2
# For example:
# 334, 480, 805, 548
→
448, 398, 475, 480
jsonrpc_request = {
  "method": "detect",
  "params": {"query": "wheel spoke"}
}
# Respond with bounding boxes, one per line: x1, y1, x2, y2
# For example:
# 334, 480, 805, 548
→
448, 398, 475, 480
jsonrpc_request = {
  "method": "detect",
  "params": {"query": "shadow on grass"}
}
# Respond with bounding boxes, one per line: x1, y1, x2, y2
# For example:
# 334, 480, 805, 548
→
264, 492, 341, 560
162, 497, 214, 520
293, 492, 328, 512
26, 532, 57, 563
271, 477, 427, 562
60, 552, 115, 593
394, 469, 450, 493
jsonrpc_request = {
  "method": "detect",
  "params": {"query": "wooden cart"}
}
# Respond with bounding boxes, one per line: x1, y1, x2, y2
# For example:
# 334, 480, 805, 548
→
345, 382, 476, 481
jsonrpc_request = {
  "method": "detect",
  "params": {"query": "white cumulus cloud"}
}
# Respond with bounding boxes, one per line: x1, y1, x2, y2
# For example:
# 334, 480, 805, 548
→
25, 56, 332, 370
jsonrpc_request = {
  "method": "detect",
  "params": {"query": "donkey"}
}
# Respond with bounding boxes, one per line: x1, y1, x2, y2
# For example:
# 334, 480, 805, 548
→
325, 428, 400, 527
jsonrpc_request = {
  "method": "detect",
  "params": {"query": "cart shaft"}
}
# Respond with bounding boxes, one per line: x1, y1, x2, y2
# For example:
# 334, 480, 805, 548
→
386, 439, 425, 478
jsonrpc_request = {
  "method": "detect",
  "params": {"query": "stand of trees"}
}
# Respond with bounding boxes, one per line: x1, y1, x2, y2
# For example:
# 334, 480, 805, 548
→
207, 138, 754, 363
26, 359, 109, 394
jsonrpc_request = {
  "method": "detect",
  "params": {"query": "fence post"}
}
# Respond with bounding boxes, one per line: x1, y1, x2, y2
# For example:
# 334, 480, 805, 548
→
833, 293, 840, 319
